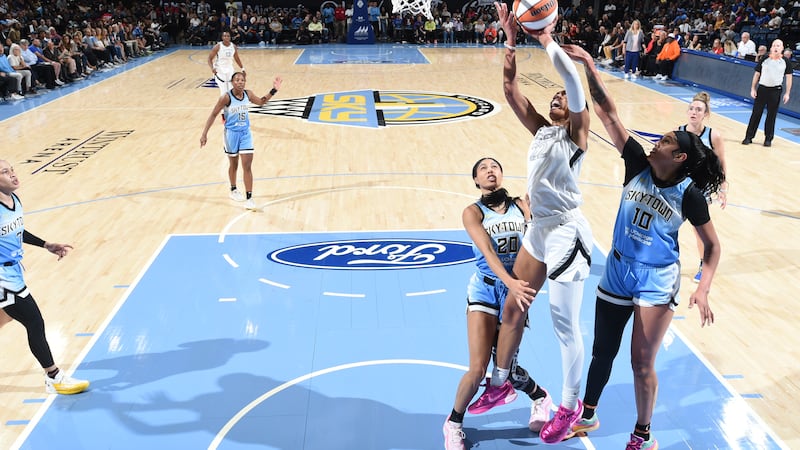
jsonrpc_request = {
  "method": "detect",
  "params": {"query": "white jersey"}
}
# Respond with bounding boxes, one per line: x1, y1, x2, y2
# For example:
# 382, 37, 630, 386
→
527, 125, 585, 219
214, 41, 236, 72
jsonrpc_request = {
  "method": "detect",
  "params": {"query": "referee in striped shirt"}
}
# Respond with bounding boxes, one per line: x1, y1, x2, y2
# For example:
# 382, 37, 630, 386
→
742, 38, 793, 147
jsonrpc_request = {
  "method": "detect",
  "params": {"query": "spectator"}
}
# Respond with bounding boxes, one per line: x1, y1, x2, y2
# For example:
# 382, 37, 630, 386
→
737, 32, 757, 61
6, 44, 33, 94
642, 30, 665, 76
19, 39, 56, 89
710, 38, 724, 55
308, 16, 324, 44
756, 44, 768, 63
0, 43, 23, 100
622, 20, 644, 79
655, 32, 681, 80
484, 22, 498, 45
742, 39, 793, 147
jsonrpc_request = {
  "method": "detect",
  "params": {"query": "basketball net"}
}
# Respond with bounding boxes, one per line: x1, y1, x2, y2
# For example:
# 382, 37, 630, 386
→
392, 0, 433, 20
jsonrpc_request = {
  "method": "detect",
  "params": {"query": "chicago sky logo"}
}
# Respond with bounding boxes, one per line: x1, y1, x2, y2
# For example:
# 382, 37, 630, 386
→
268, 239, 475, 270
250, 90, 498, 128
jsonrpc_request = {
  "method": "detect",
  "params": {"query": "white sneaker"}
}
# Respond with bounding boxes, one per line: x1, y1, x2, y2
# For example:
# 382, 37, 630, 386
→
442, 417, 466, 450
631, 73, 638, 79
10, 93, 24, 100
528, 388, 553, 432
244, 198, 257, 210
624, 73, 630, 79
229, 189, 244, 202
45, 371, 90, 395
54, 79, 65, 86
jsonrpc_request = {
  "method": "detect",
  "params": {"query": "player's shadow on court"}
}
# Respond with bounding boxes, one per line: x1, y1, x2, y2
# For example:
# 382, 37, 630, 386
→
76, 337, 270, 391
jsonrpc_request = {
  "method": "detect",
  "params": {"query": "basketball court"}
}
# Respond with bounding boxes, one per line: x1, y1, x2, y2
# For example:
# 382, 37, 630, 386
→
0, 43, 797, 450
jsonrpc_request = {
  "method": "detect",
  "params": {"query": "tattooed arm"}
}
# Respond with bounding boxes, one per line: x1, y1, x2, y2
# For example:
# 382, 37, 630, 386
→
562, 44, 630, 154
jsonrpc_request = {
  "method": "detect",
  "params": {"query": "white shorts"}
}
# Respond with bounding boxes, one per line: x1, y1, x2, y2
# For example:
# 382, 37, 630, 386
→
522, 208, 593, 282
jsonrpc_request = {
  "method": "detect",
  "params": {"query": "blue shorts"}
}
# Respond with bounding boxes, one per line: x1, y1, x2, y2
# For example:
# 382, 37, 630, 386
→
596, 250, 681, 310
0, 263, 29, 309
466, 272, 508, 322
223, 128, 254, 155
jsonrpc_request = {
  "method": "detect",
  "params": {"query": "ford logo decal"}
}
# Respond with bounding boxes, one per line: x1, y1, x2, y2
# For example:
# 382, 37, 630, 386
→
268, 239, 475, 270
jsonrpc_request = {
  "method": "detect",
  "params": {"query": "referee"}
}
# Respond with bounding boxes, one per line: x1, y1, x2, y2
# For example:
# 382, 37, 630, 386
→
742, 38, 793, 147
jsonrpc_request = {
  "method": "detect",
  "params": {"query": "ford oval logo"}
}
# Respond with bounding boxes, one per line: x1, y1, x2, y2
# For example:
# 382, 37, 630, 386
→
268, 239, 475, 270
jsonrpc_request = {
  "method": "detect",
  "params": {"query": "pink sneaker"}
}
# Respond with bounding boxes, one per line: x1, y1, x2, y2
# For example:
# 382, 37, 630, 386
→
442, 416, 466, 450
467, 379, 517, 414
539, 400, 582, 443
528, 388, 553, 432
626, 433, 658, 450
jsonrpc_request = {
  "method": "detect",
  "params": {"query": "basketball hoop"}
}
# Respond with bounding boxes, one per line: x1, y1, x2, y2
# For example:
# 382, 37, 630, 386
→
392, 0, 434, 20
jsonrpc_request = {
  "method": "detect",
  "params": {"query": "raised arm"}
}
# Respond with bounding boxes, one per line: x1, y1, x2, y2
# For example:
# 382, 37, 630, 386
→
562, 44, 629, 154
247, 76, 283, 106
495, 1, 549, 135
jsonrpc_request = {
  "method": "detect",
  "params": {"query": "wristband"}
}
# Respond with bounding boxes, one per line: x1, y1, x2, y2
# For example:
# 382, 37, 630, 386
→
505, 43, 516, 51
269, 88, 278, 95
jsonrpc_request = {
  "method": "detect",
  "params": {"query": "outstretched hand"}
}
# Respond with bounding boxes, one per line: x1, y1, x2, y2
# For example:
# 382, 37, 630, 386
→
561, 44, 593, 64
494, 1, 516, 42
506, 278, 537, 311
44, 242, 73, 261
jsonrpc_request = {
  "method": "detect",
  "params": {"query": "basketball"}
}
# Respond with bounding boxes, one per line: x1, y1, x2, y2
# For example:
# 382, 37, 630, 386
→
513, 0, 558, 32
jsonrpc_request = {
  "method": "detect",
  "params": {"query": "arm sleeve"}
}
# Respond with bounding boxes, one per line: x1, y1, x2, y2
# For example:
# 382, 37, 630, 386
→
682, 184, 711, 226
22, 230, 46, 247
545, 41, 586, 113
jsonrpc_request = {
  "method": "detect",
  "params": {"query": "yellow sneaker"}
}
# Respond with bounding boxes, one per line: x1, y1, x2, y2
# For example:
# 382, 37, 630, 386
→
45, 371, 90, 395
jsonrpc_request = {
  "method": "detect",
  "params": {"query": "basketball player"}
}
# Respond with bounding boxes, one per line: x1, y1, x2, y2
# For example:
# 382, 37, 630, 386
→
563, 44, 724, 450
200, 71, 282, 210
676, 92, 729, 283
0, 160, 89, 395
208, 31, 245, 98
443, 157, 553, 450
469, 4, 593, 444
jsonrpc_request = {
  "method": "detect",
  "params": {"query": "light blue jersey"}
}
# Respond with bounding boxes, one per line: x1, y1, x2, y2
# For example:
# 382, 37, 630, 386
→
223, 90, 254, 154
0, 193, 28, 299
613, 164, 691, 266
224, 90, 251, 132
466, 200, 527, 320
472, 200, 527, 277
677, 124, 713, 150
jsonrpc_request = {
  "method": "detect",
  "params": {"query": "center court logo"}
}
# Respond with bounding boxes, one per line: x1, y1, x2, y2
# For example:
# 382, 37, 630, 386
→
268, 239, 475, 269
249, 90, 498, 128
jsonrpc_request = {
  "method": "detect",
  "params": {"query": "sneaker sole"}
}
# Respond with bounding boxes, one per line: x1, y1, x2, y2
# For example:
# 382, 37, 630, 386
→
50, 381, 90, 395
563, 422, 600, 440
467, 391, 518, 414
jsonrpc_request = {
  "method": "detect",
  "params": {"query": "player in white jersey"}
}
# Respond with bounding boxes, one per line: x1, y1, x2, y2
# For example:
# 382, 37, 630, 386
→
564, 45, 725, 450
200, 71, 282, 210
0, 160, 89, 395
677, 92, 729, 283
208, 31, 245, 98
469, 5, 593, 444
443, 158, 553, 450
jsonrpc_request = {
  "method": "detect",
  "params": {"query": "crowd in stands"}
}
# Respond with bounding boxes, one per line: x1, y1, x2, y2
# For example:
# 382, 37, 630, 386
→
558, 0, 800, 79
4, 0, 800, 101
1, 0, 169, 102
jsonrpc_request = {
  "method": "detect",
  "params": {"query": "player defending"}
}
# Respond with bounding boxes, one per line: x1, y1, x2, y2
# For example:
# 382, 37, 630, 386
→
200, 72, 282, 209
208, 31, 245, 98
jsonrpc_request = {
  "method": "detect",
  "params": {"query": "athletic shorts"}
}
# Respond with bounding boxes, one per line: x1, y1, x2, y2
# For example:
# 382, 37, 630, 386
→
466, 272, 508, 322
223, 128, 254, 155
522, 208, 592, 282
596, 249, 681, 310
0, 263, 29, 309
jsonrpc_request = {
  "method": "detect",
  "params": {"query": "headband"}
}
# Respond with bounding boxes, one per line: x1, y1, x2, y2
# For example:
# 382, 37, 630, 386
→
674, 130, 692, 154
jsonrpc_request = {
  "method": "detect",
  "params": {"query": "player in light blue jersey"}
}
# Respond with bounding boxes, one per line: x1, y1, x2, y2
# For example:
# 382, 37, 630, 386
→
200, 71, 282, 210
443, 158, 552, 450
0, 160, 90, 395
677, 92, 729, 283
564, 45, 725, 450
